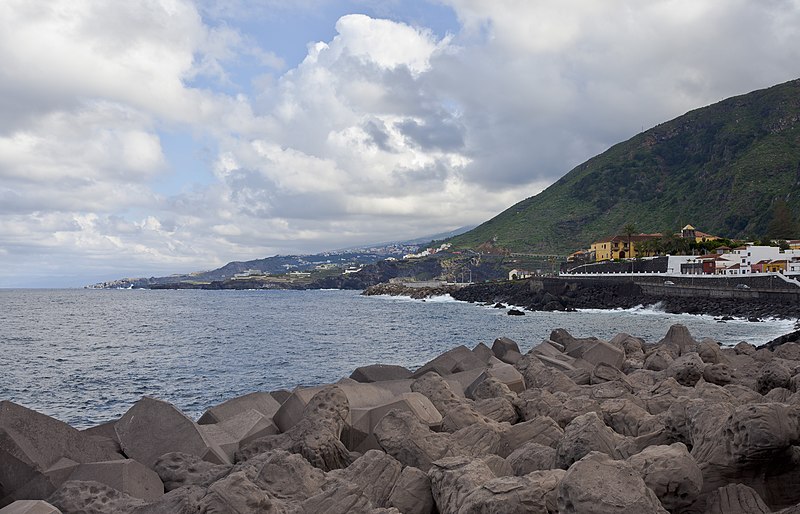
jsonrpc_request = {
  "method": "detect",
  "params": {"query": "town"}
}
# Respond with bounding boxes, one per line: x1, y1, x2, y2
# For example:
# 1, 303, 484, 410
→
552, 224, 800, 280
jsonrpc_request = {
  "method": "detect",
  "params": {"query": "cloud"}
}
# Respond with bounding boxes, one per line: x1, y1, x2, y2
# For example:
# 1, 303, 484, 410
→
1, 0, 799, 286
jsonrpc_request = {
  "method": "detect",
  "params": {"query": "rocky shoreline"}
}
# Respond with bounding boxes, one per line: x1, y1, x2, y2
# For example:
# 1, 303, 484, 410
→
5, 324, 800, 512
362, 277, 800, 321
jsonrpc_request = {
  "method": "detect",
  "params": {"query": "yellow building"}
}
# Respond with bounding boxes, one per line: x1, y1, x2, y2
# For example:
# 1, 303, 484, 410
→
764, 260, 788, 273
590, 234, 660, 261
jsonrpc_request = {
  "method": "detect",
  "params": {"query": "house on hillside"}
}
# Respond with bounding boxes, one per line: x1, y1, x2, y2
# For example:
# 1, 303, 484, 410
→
680, 225, 720, 243
590, 233, 661, 261
751, 259, 771, 273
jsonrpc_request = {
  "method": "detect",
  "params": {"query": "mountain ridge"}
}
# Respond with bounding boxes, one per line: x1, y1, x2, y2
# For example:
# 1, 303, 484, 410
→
449, 78, 800, 254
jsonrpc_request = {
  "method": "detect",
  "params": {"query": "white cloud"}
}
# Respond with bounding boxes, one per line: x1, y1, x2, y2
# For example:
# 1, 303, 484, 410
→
1, 0, 799, 286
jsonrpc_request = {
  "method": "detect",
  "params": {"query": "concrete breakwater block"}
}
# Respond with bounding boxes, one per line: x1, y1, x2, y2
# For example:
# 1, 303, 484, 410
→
66, 459, 163, 501
114, 397, 230, 468
197, 391, 281, 425
0, 501, 60, 514
0, 400, 122, 506
350, 364, 413, 383
11, 322, 800, 513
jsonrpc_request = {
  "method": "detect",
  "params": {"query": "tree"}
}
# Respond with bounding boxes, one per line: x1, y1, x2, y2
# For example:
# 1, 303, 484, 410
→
622, 223, 637, 258
768, 199, 798, 239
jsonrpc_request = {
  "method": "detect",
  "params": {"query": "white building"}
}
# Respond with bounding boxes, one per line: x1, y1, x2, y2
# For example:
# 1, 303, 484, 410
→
508, 269, 533, 280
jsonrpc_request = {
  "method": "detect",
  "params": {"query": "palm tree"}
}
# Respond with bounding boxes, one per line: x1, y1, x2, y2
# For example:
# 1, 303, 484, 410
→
622, 223, 637, 259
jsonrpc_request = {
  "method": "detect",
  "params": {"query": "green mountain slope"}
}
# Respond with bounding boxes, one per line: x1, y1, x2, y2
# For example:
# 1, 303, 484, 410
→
450, 78, 800, 254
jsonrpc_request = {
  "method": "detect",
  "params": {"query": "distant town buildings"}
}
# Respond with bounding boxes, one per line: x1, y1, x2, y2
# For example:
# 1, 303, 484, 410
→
403, 242, 452, 260
567, 224, 800, 278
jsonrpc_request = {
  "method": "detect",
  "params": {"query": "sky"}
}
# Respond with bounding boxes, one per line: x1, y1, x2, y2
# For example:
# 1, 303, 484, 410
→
1, 0, 799, 287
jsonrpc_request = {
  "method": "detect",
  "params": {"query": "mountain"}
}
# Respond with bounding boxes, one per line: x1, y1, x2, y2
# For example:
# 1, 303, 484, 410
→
449, 78, 800, 254
91, 227, 473, 287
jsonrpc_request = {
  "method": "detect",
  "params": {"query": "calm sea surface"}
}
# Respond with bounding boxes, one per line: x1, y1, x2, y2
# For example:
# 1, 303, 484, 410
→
0, 288, 796, 428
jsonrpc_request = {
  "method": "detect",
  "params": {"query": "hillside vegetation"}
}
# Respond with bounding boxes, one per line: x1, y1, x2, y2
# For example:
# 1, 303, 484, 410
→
450, 78, 800, 254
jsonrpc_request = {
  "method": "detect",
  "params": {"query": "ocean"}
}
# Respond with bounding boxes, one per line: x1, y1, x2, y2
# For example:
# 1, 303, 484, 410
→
0, 288, 795, 429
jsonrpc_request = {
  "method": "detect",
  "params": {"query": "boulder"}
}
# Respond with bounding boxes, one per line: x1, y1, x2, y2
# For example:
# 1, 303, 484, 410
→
734, 341, 757, 355
350, 364, 413, 383
197, 391, 281, 425
657, 323, 698, 356
491, 337, 522, 364
703, 363, 734, 386
666, 353, 705, 387
555, 412, 628, 469
0, 501, 61, 514
270, 390, 292, 404
775, 343, 800, 362
81, 420, 122, 455
449, 420, 506, 457
196, 471, 281, 513
0, 401, 122, 504
474, 398, 518, 424
428, 457, 495, 514
644, 348, 674, 372
465, 374, 515, 402
471, 342, 495, 363
412, 345, 487, 378
642, 378, 695, 415
580, 340, 625, 370
300, 482, 389, 514
115, 397, 229, 469
65, 460, 163, 502
478, 454, 513, 477
345, 392, 442, 452
514, 355, 579, 394
246, 449, 325, 502
590, 362, 631, 386
411, 373, 491, 432
757, 362, 792, 395
609, 333, 645, 358
236, 386, 353, 472
460, 470, 565, 514
199, 409, 279, 461
698, 339, 726, 364
326, 450, 402, 508
500, 417, 563, 455
152, 452, 231, 491
272, 382, 397, 433
626, 443, 702, 512
506, 441, 557, 475
131, 485, 206, 514
705, 483, 771, 514
600, 398, 660, 437
374, 410, 457, 471
387, 466, 434, 514
47, 480, 146, 514
476, 364, 526, 394
557, 452, 668, 514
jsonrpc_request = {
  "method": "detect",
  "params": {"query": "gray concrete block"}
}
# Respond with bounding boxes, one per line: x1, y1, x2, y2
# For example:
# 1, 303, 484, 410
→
114, 397, 230, 469
0, 401, 122, 504
350, 364, 413, 383
67, 459, 163, 501
0, 500, 61, 514
197, 392, 281, 425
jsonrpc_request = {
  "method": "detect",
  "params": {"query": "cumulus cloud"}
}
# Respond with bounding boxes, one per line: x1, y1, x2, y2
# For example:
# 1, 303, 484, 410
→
1, 0, 799, 286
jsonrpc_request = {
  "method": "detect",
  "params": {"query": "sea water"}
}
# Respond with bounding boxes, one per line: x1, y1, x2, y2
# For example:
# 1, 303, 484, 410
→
0, 288, 795, 428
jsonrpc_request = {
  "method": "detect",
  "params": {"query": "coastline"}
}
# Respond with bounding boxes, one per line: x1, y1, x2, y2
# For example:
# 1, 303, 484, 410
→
364, 277, 800, 321
7, 323, 800, 512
